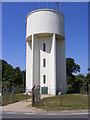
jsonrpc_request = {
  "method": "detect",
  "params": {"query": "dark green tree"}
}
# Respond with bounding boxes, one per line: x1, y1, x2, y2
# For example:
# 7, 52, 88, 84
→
1, 59, 26, 93
1, 60, 24, 88
74, 74, 85, 93
66, 58, 80, 76
66, 58, 81, 93
21, 70, 26, 92
84, 73, 90, 95
14, 67, 22, 85
86, 73, 90, 84
2, 63, 15, 84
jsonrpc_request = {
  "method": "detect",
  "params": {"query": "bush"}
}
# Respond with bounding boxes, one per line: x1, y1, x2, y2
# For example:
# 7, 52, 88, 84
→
67, 84, 73, 94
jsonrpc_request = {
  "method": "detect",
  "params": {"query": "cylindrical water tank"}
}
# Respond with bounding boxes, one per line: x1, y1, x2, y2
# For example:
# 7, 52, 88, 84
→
26, 9, 65, 40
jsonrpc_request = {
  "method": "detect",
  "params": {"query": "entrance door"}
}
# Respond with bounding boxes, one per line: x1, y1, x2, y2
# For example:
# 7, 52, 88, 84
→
41, 87, 48, 94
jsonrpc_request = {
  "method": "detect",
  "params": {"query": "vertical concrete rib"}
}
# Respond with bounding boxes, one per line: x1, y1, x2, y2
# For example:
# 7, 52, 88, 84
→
26, 41, 28, 91
32, 34, 34, 87
53, 33, 56, 95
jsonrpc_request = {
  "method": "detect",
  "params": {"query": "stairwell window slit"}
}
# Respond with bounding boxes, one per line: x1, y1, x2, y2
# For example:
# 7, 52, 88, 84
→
43, 43, 46, 51
43, 75, 46, 84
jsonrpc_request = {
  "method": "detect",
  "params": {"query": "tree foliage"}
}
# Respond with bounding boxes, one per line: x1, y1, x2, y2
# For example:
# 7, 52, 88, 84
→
66, 58, 80, 76
86, 73, 90, 84
66, 58, 81, 93
1, 59, 25, 89
66, 58, 90, 94
1, 58, 90, 94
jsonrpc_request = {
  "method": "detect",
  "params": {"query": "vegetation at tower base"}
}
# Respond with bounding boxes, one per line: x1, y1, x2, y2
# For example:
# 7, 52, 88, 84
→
0, 59, 28, 106
66, 58, 80, 93
0, 60, 2, 94
66, 58, 90, 94
1, 59, 26, 94
1, 58, 90, 95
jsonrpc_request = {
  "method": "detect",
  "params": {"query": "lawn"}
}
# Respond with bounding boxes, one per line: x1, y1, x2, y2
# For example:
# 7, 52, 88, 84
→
2, 93, 31, 106
35, 94, 88, 111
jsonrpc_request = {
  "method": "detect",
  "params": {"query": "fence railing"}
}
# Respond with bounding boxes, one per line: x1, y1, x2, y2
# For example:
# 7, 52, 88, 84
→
2, 86, 31, 106
32, 85, 41, 106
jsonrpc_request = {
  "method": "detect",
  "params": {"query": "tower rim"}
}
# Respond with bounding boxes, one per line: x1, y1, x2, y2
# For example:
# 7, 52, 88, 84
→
26, 8, 64, 19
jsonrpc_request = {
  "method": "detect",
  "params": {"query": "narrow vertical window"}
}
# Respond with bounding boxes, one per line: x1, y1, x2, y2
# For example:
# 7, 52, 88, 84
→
43, 59, 46, 67
43, 43, 46, 51
43, 75, 46, 84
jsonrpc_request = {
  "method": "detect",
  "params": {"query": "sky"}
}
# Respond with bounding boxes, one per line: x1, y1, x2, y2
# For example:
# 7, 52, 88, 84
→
89, 2, 90, 72
2, 2, 88, 75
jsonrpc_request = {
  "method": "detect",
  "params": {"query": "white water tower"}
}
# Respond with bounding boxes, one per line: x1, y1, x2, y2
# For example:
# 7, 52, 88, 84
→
26, 9, 67, 95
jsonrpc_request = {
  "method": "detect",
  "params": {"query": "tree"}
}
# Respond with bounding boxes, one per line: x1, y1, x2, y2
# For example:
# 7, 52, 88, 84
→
2, 64, 15, 83
74, 74, 85, 93
75, 74, 84, 86
0, 60, 2, 89
21, 70, 26, 92
1, 59, 26, 94
66, 58, 81, 93
66, 58, 80, 76
86, 73, 90, 84
84, 73, 90, 95
14, 67, 22, 85
1, 59, 24, 88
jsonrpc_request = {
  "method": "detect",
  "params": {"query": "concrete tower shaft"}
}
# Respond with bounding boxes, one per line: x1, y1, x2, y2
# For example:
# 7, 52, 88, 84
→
26, 9, 66, 95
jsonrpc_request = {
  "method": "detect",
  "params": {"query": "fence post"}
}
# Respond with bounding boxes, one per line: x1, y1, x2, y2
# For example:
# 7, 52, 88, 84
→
32, 85, 35, 106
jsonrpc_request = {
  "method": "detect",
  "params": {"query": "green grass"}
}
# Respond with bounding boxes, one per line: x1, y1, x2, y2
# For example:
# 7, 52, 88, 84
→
2, 93, 31, 106
35, 94, 88, 111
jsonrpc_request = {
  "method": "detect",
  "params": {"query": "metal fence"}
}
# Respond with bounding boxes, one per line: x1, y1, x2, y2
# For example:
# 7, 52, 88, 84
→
32, 85, 41, 106
2, 85, 30, 106
80, 84, 90, 95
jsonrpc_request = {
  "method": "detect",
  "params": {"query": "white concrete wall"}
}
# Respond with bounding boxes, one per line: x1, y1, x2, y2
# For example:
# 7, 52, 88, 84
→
49, 34, 56, 95
56, 39, 67, 94
38, 35, 56, 95
33, 35, 40, 87
26, 34, 57, 95
39, 37, 50, 89
26, 9, 65, 39
26, 9, 66, 95
26, 41, 32, 91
